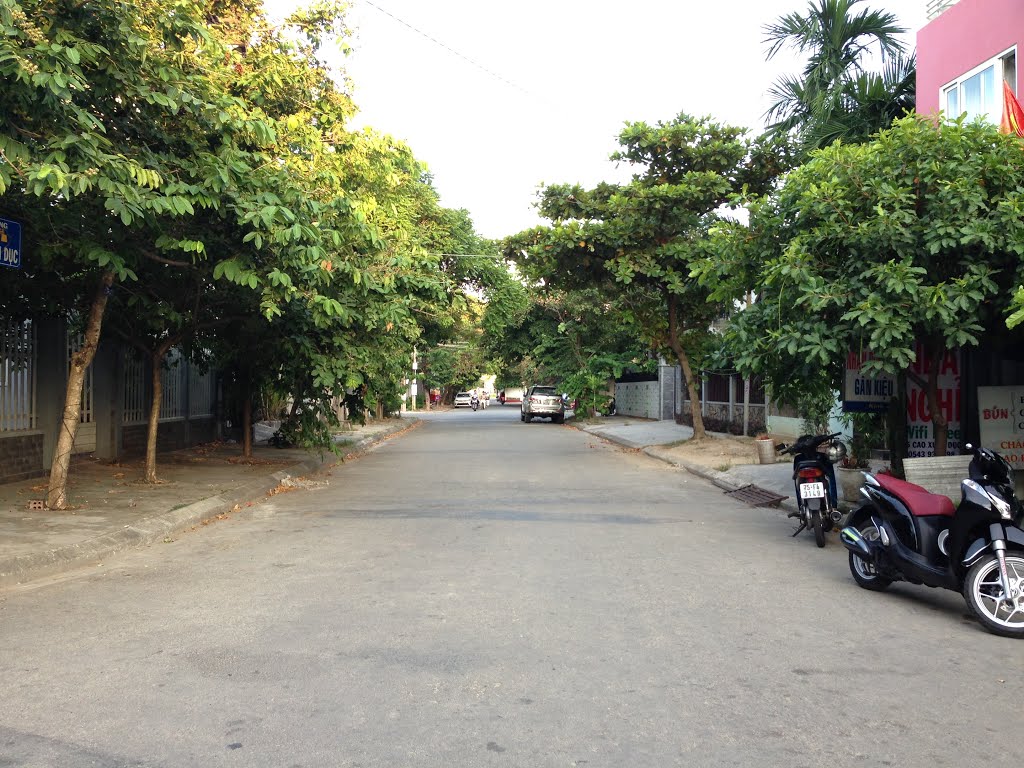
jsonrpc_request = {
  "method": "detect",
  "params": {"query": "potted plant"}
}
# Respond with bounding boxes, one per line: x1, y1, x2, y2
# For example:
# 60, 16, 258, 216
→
754, 433, 776, 464
836, 421, 874, 502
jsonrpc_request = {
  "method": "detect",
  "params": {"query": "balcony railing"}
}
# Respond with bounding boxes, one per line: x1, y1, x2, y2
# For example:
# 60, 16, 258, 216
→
926, 0, 961, 20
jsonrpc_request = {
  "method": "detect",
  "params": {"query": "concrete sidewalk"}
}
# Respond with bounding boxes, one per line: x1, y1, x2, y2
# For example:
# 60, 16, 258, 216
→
575, 416, 799, 510
0, 418, 417, 588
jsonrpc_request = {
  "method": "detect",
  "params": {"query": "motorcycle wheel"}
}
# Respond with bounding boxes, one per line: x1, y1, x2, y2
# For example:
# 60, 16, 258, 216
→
963, 552, 1024, 638
810, 508, 826, 548
848, 520, 892, 591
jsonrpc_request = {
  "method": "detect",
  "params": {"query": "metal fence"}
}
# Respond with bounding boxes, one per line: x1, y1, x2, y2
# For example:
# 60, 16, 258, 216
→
124, 349, 215, 424
68, 332, 94, 425
0, 319, 36, 431
680, 371, 768, 434
160, 351, 186, 420
123, 350, 148, 425
189, 367, 216, 418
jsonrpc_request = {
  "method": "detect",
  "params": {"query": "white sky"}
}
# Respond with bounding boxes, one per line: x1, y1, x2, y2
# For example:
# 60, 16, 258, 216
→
265, 1, 929, 239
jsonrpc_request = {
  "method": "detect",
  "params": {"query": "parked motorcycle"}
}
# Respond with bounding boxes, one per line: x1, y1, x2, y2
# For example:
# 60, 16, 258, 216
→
841, 444, 1024, 638
777, 432, 845, 548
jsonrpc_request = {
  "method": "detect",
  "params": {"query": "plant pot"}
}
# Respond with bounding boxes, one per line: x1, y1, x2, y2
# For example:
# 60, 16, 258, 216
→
755, 438, 775, 465
837, 466, 867, 503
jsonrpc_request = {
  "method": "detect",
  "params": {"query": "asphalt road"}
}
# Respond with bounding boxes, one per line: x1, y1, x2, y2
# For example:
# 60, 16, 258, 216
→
1, 406, 1022, 767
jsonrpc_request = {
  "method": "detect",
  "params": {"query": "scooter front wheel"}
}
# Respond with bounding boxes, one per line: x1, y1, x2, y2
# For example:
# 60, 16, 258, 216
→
964, 552, 1024, 638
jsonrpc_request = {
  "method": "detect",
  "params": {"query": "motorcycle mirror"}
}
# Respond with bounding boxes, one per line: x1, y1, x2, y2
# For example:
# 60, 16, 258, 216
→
965, 443, 974, 452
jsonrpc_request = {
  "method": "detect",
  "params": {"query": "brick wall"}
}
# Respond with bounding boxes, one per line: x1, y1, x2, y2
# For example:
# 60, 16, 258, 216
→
0, 432, 45, 483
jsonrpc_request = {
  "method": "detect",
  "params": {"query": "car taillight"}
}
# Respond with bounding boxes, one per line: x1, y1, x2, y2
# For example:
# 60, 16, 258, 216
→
798, 468, 823, 479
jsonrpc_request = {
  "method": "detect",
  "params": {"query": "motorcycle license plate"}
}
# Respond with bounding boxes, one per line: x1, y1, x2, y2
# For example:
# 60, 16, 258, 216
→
799, 482, 825, 499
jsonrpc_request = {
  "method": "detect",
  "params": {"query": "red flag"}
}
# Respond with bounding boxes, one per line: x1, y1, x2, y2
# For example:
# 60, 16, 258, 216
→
1001, 80, 1024, 137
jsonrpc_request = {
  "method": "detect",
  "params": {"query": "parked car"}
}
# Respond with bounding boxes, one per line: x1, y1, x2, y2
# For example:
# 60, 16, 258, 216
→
453, 392, 473, 408
521, 385, 566, 423
499, 387, 525, 405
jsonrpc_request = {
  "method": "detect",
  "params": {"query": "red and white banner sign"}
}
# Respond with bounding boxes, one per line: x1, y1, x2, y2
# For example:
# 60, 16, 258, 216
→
906, 344, 961, 457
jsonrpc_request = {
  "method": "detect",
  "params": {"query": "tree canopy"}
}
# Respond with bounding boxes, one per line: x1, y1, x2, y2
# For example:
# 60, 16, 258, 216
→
763, 0, 914, 153
698, 115, 1024, 454
506, 113, 788, 436
0, 0, 506, 505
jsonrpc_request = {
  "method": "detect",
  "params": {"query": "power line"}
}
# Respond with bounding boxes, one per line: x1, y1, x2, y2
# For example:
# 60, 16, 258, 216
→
362, 0, 535, 98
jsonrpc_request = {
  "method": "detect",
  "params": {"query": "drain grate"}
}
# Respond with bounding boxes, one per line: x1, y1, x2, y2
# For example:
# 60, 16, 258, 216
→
724, 484, 788, 508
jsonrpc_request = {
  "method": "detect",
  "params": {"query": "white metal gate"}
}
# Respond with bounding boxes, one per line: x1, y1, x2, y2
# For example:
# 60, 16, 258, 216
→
0, 319, 36, 432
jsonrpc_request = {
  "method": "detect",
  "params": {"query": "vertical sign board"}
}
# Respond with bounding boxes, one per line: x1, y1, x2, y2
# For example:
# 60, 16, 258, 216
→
844, 344, 962, 457
906, 344, 961, 457
842, 349, 896, 413
0, 218, 22, 269
978, 386, 1024, 470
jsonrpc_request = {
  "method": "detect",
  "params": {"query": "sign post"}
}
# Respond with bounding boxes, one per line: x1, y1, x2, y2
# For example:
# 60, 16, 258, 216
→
0, 217, 22, 269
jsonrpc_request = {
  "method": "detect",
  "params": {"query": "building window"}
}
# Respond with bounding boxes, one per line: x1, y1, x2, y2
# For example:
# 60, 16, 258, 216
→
942, 48, 1017, 125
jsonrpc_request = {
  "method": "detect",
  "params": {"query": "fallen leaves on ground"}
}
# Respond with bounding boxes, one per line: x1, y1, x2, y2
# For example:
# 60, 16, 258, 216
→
267, 483, 298, 497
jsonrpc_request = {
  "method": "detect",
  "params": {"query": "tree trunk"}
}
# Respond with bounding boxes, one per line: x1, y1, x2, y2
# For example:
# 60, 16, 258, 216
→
889, 372, 908, 479
47, 271, 114, 510
242, 394, 253, 458
144, 346, 170, 484
925, 344, 949, 457
667, 294, 706, 439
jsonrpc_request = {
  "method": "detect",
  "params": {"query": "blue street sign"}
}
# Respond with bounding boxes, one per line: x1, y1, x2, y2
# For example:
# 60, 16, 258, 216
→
0, 217, 22, 269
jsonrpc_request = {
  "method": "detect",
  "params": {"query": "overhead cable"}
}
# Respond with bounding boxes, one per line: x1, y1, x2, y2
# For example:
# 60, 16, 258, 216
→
362, 0, 534, 98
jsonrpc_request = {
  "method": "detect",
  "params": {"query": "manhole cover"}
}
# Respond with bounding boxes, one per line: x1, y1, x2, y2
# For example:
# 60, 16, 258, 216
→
724, 484, 788, 508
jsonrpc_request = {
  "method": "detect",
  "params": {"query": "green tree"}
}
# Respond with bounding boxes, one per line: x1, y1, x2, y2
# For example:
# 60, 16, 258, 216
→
507, 114, 784, 438
701, 116, 1024, 456
482, 287, 649, 415
0, 0, 291, 506
763, 0, 912, 152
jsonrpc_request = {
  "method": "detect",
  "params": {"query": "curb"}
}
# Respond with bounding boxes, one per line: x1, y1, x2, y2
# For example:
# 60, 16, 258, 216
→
577, 423, 805, 515
642, 446, 745, 492
0, 420, 418, 589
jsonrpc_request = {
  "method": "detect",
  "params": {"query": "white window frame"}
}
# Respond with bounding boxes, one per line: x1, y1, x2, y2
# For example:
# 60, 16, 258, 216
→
941, 46, 1017, 126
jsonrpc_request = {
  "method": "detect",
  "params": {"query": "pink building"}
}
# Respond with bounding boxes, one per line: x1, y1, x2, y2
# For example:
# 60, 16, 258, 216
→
917, 0, 1023, 123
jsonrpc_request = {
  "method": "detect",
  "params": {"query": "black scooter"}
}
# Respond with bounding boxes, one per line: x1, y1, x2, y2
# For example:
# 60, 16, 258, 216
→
841, 444, 1024, 637
777, 433, 844, 548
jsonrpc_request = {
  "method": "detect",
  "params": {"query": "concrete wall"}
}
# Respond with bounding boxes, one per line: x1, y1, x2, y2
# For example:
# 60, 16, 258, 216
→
615, 364, 677, 420
121, 417, 217, 457
0, 432, 44, 484
918, 0, 1024, 114
615, 381, 660, 420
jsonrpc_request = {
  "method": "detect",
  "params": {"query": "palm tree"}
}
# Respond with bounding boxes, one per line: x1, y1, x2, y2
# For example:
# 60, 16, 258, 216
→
763, 0, 912, 151
809, 51, 916, 148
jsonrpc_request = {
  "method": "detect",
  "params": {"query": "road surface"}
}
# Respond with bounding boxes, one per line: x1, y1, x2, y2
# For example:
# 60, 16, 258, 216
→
1, 406, 1022, 767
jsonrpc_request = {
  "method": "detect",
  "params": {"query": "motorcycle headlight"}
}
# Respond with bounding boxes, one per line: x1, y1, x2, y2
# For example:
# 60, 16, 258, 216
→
825, 440, 848, 464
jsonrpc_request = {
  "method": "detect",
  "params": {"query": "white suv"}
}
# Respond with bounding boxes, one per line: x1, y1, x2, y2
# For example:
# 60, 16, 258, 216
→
521, 385, 565, 423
